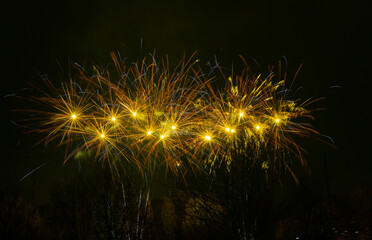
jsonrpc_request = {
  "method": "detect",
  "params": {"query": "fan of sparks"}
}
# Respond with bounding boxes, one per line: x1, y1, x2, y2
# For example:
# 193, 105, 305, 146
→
25, 53, 322, 178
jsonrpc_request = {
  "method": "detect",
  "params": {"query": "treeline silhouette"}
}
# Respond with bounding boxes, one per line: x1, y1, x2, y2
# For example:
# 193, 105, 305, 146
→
1, 162, 371, 240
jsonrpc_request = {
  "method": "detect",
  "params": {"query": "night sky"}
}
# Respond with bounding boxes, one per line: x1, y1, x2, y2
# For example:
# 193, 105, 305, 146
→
1, 0, 371, 205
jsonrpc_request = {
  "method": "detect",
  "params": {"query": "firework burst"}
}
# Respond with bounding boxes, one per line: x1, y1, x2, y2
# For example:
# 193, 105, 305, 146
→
21, 52, 326, 180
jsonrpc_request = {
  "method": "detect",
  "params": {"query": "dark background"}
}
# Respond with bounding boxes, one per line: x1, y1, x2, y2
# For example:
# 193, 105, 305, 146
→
1, 0, 371, 204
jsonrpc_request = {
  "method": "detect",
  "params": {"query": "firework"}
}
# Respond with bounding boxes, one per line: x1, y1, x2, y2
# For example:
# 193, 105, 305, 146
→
190, 59, 324, 181
22, 52, 325, 179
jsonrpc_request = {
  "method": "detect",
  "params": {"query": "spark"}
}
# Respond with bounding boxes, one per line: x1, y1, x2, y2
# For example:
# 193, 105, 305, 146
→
205, 135, 211, 141
225, 127, 235, 133
71, 114, 77, 119
171, 125, 176, 130
111, 116, 116, 121
147, 131, 152, 135
132, 112, 137, 117
256, 125, 261, 130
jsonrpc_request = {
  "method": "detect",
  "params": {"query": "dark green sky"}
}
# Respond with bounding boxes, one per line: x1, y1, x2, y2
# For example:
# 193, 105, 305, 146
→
1, 0, 371, 204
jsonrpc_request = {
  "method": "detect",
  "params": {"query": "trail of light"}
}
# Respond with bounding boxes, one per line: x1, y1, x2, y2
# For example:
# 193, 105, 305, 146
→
19, 161, 49, 182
